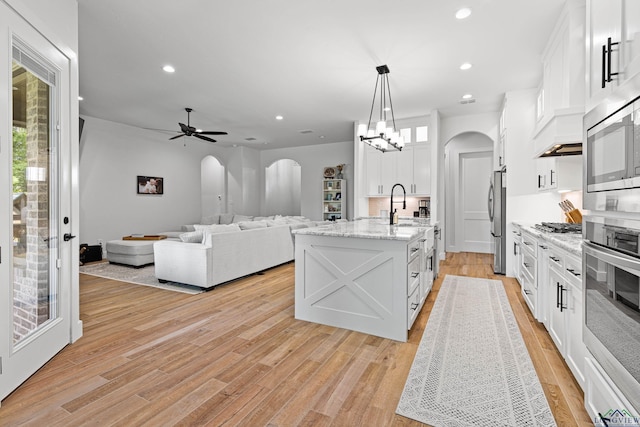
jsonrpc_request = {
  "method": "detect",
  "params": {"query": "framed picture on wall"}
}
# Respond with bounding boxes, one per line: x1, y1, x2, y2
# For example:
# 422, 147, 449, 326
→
137, 176, 163, 194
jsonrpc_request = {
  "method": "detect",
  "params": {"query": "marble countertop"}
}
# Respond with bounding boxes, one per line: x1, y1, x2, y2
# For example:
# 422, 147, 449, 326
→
512, 222, 583, 257
292, 218, 434, 241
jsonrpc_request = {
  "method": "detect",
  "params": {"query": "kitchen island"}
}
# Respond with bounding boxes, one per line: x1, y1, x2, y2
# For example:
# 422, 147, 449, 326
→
293, 219, 434, 342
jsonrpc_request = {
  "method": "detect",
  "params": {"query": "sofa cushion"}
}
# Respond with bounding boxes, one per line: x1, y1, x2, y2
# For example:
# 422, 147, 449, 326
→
232, 214, 253, 223
194, 223, 241, 233
179, 231, 204, 243
266, 219, 288, 226
219, 213, 234, 224
181, 224, 196, 232
237, 220, 268, 230
201, 214, 220, 225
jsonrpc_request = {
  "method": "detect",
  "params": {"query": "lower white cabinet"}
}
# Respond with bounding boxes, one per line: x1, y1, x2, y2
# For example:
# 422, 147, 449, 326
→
546, 245, 587, 388
585, 358, 640, 426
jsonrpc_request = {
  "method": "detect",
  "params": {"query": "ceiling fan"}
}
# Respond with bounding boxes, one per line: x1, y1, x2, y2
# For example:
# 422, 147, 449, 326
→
169, 107, 227, 143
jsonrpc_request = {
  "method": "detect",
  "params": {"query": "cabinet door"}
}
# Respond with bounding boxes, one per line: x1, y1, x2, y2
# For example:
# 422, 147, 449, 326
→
365, 147, 382, 195
537, 244, 550, 325
623, 0, 640, 79
396, 147, 414, 193
380, 151, 398, 195
587, 0, 622, 104
565, 278, 586, 387
548, 266, 567, 355
412, 144, 431, 195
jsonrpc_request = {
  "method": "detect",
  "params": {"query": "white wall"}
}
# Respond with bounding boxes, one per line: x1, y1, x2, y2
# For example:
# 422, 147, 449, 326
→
79, 116, 237, 244
260, 141, 354, 221
265, 159, 302, 216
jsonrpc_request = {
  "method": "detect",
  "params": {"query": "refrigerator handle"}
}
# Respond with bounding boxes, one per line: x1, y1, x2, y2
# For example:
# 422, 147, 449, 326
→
487, 182, 494, 221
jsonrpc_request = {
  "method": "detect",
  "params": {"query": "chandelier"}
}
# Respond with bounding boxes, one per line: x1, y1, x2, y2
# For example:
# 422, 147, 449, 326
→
356, 64, 405, 153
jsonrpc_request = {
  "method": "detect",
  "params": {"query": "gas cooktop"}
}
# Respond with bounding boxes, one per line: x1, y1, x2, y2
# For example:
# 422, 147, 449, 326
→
534, 222, 582, 233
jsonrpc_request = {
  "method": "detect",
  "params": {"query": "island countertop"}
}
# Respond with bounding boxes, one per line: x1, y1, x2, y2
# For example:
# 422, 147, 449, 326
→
292, 218, 432, 241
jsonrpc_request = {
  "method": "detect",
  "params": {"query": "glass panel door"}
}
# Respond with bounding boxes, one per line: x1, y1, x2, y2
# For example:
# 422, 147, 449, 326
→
12, 59, 59, 347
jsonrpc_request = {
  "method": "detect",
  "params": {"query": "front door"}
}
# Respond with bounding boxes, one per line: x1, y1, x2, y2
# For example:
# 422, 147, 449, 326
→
0, 4, 74, 402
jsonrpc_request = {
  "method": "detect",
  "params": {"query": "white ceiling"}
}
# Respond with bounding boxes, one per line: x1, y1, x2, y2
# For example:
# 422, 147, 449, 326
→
77, 0, 565, 149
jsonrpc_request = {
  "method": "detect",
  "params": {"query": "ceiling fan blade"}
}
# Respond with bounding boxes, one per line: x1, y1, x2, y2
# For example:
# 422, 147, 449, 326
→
178, 123, 190, 133
169, 133, 185, 140
194, 134, 217, 143
198, 131, 228, 135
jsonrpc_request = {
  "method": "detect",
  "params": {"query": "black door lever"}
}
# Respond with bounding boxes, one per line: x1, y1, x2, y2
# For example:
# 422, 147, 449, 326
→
64, 233, 76, 241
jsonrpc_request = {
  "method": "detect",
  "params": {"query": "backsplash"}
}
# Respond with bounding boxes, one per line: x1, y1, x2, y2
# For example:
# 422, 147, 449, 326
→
368, 196, 430, 218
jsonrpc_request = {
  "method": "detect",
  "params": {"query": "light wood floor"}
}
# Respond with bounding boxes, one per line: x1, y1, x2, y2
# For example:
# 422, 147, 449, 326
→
0, 253, 593, 426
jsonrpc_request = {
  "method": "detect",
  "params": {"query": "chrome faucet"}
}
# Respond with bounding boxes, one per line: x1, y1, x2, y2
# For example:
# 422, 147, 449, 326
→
390, 183, 406, 224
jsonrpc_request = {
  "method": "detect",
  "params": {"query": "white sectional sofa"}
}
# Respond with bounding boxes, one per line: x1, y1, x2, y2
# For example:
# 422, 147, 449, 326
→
153, 215, 323, 289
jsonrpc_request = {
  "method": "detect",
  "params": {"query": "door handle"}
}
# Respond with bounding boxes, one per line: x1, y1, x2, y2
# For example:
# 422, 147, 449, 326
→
63, 233, 76, 241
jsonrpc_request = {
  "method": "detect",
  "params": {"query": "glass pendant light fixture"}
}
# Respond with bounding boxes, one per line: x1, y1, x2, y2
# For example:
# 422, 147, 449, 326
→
357, 64, 405, 153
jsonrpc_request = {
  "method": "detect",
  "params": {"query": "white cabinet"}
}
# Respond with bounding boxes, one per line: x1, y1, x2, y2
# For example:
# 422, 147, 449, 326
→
545, 245, 587, 388
365, 147, 396, 196
512, 225, 523, 281
520, 231, 538, 318
536, 241, 551, 325
586, 0, 640, 109
535, 156, 582, 192
322, 179, 345, 221
585, 358, 640, 425
365, 144, 430, 196
496, 101, 506, 168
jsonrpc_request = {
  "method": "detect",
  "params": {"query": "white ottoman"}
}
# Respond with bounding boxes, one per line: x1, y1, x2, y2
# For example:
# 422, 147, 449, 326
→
106, 240, 155, 267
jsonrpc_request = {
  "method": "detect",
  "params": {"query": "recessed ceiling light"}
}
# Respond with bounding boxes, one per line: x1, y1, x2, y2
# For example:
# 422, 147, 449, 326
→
162, 65, 175, 73
78, 96, 84, 101
455, 8, 472, 19
462, 93, 473, 99
275, 115, 283, 120
460, 62, 472, 70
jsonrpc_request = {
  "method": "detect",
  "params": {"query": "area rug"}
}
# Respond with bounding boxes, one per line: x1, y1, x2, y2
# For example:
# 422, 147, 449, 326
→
79, 262, 203, 295
396, 275, 556, 427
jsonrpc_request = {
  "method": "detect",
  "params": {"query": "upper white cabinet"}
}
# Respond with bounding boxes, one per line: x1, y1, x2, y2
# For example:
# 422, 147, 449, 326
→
397, 144, 431, 196
535, 155, 582, 192
496, 100, 506, 169
532, 2, 585, 157
365, 146, 397, 196
586, 0, 640, 110
361, 119, 431, 197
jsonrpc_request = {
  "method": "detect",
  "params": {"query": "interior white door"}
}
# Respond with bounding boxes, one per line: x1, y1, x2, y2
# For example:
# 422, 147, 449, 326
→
458, 151, 493, 253
0, 5, 73, 402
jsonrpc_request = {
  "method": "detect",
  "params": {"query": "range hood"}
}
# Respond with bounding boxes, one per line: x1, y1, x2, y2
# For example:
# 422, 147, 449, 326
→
532, 107, 584, 158
538, 142, 582, 157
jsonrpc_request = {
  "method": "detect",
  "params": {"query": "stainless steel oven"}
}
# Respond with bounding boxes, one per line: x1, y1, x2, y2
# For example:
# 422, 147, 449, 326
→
584, 73, 640, 213
583, 216, 640, 412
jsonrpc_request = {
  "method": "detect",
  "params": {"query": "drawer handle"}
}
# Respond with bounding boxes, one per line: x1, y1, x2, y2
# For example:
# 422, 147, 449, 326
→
539, 245, 548, 250
411, 272, 420, 279
523, 262, 531, 268
410, 302, 419, 310
549, 256, 560, 262
524, 289, 532, 295
523, 241, 531, 246
411, 247, 420, 253
566, 268, 581, 277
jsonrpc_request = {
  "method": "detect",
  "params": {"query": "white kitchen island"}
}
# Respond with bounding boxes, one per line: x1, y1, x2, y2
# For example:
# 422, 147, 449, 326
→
293, 219, 434, 342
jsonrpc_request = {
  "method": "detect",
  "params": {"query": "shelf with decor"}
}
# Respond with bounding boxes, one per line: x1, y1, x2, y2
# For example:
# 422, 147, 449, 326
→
323, 179, 344, 221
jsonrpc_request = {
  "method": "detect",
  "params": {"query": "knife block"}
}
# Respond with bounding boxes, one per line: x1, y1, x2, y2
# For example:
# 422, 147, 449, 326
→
565, 209, 582, 224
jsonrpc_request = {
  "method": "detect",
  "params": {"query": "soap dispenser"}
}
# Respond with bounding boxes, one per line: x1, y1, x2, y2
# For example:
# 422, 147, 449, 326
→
392, 209, 398, 225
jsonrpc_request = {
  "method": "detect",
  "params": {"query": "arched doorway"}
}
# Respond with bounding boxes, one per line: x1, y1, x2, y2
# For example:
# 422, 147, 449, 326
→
444, 132, 494, 253
201, 155, 226, 217
265, 159, 301, 216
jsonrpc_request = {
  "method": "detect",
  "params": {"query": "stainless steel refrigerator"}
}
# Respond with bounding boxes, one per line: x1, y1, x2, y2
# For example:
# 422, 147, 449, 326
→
488, 168, 506, 274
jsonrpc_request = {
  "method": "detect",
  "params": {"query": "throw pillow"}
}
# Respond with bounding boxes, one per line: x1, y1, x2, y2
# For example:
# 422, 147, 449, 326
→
219, 213, 234, 224
194, 223, 241, 233
179, 231, 204, 243
237, 220, 268, 230
201, 214, 220, 225
232, 214, 253, 223
181, 224, 196, 232
266, 219, 288, 226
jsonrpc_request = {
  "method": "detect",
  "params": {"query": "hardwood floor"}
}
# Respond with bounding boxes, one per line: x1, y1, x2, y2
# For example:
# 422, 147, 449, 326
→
0, 253, 593, 426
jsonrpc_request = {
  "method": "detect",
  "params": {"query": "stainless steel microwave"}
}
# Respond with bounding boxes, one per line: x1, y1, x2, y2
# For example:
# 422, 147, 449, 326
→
584, 75, 640, 213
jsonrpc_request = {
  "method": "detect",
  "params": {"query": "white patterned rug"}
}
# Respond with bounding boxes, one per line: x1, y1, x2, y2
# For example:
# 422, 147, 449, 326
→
396, 275, 556, 427
79, 262, 204, 295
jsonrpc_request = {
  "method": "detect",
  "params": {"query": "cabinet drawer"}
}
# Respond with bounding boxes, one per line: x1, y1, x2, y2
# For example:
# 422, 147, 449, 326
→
407, 240, 421, 261
548, 247, 564, 272
564, 254, 582, 283
408, 256, 420, 295
408, 285, 421, 329
585, 358, 639, 425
